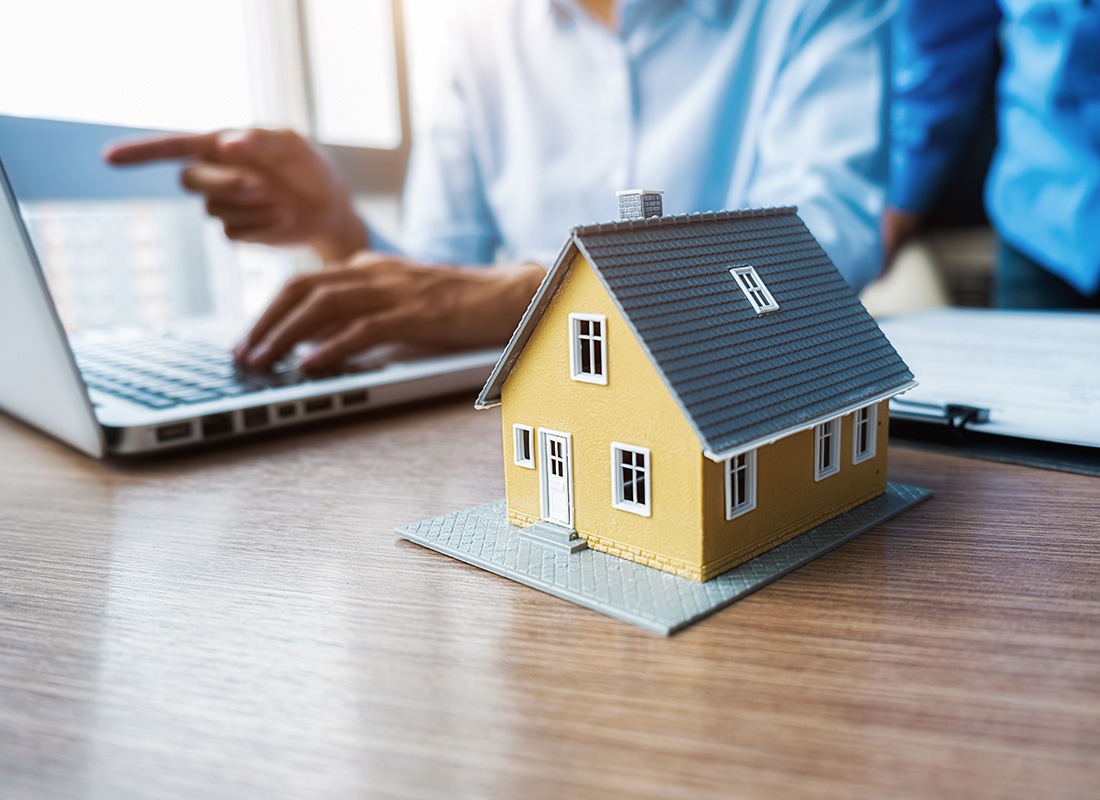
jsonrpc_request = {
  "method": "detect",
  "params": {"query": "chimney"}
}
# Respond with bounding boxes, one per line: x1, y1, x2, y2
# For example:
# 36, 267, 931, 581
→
616, 189, 664, 221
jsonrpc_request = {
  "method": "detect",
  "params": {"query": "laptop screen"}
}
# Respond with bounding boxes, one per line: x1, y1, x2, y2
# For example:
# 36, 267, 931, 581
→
0, 114, 299, 338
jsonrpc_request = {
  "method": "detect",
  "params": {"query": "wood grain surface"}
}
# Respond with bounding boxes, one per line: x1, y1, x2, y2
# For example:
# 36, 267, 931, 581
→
0, 402, 1098, 799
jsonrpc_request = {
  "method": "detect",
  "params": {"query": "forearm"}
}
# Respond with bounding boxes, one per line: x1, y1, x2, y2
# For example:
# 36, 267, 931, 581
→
439, 261, 546, 348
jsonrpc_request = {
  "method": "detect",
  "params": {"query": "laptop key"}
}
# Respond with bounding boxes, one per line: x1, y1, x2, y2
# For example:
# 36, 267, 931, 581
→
216, 384, 266, 396
133, 395, 177, 410
166, 390, 223, 403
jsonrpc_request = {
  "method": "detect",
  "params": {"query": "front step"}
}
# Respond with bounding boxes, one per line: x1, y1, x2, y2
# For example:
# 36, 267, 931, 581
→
518, 521, 588, 554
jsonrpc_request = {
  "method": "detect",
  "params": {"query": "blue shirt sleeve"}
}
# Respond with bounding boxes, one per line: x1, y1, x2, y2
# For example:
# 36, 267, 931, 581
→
889, 0, 1002, 214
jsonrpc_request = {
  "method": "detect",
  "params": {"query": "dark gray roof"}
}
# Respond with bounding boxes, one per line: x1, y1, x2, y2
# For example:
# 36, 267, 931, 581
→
477, 207, 914, 459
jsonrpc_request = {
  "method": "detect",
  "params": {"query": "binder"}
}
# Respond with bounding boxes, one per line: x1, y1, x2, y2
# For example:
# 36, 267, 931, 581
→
880, 309, 1100, 478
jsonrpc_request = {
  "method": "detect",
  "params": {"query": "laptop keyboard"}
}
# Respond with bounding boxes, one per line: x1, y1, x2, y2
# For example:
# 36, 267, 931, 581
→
72, 331, 307, 410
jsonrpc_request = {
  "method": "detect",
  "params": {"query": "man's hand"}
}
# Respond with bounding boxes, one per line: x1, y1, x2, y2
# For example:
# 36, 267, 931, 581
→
233, 254, 546, 373
105, 128, 367, 261
882, 207, 923, 268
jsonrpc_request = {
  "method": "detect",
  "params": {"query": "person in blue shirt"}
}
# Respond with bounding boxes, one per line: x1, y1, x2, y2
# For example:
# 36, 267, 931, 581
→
886, 0, 1100, 309
109, 0, 893, 372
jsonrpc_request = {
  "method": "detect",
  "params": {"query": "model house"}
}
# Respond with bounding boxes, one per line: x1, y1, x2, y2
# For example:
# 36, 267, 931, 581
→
475, 192, 916, 583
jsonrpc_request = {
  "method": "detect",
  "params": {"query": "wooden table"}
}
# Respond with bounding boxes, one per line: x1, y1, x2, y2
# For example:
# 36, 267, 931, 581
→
1, 401, 1098, 799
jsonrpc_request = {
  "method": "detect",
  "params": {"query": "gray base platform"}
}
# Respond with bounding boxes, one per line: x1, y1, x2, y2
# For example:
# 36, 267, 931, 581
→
396, 483, 931, 635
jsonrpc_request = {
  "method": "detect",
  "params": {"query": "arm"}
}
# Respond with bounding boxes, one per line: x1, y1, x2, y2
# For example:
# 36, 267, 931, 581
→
889, 0, 1002, 217
885, 0, 1001, 261
252, 46, 544, 372
745, 0, 894, 291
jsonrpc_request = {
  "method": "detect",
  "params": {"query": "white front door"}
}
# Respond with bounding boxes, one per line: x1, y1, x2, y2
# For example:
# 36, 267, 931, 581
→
539, 429, 573, 528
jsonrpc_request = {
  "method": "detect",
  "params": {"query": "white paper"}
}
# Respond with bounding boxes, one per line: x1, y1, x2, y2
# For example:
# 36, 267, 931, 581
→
879, 309, 1100, 449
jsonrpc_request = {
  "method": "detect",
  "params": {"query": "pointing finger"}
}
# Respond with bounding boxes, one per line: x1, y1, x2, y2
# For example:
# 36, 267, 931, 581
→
104, 131, 222, 165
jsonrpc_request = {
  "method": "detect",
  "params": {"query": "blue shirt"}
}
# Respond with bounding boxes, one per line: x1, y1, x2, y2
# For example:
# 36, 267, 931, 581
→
378, 0, 893, 291
890, 0, 1100, 295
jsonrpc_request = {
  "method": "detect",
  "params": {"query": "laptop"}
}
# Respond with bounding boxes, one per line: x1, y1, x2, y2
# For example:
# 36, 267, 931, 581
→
0, 148, 499, 459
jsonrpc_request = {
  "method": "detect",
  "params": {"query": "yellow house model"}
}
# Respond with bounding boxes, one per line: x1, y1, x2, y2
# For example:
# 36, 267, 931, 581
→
475, 194, 916, 582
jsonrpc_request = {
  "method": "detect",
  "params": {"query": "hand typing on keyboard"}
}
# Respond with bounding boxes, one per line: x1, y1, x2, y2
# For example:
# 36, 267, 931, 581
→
232, 252, 544, 373
105, 128, 545, 372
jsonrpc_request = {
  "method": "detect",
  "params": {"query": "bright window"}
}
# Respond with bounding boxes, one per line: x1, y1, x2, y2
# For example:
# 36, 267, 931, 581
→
0, 1, 422, 333
569, 313, 607, 385
0, 1, 259, 132
852, 404, 877, 464
730, 266, 779, 314
303, 0, 402, 148
814, 419, 841, 481
513, 424, 534, 468
612, 443, 651, 517
0, 0, 409, 151
725, 450, 757, 520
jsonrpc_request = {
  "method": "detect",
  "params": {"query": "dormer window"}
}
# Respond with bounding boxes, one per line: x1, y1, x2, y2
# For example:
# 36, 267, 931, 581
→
569, 313, 607, 384
730, 266, 779, 314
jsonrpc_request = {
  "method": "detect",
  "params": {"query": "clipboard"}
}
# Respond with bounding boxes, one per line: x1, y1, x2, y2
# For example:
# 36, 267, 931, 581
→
889, 411, 1100, 478
880, 309, 1100, 478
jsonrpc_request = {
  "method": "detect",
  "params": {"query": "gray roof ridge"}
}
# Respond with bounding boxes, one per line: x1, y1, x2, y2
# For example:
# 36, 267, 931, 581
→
570, 206, 798, 238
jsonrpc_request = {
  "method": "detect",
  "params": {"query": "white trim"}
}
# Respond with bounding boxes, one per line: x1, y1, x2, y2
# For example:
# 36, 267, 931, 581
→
512, 423, 535, 468
611, 442, 651, 517
568, 312, 608, 385
730, 266, 779, 314
724, 449, 757, 521
814, 418, 841, 481
615, 188, 665, 197
851, 404, 878, 464
538, 428, 574, 529
703, 380, 917, 462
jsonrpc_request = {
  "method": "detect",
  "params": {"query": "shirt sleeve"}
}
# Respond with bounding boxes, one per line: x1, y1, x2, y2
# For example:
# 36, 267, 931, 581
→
394, 18, 501, 266
889, 0, 1001, 215
744, 0, 894, 291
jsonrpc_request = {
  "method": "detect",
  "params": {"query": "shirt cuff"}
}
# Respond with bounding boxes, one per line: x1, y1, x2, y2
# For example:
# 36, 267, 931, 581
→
364, 217, 403, 256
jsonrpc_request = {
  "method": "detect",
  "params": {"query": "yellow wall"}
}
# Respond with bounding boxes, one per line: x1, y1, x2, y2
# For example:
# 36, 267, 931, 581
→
499, 251, 891, 582
499, 251, 706, 577
699, 399, 890, 580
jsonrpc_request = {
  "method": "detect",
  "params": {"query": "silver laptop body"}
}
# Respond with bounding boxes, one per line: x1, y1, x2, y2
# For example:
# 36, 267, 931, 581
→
0, 153, 498, 458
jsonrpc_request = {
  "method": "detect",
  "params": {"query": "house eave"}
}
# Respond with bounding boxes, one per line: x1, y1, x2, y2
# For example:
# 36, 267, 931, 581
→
701, 380, 919, 462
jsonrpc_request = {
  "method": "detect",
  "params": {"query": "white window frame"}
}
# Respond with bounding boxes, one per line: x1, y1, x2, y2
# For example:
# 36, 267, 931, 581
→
569, 313, 608, 385
730, 266, 779, 314
814, 418, 841, 481
724, 450, 757, 521
611, 443, 651, 517
852, 404, 878, 464
513, 423, 535, 468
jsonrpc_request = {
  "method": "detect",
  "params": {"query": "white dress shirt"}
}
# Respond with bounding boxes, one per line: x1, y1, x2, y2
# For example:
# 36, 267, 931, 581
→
382, 0, 891, 290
